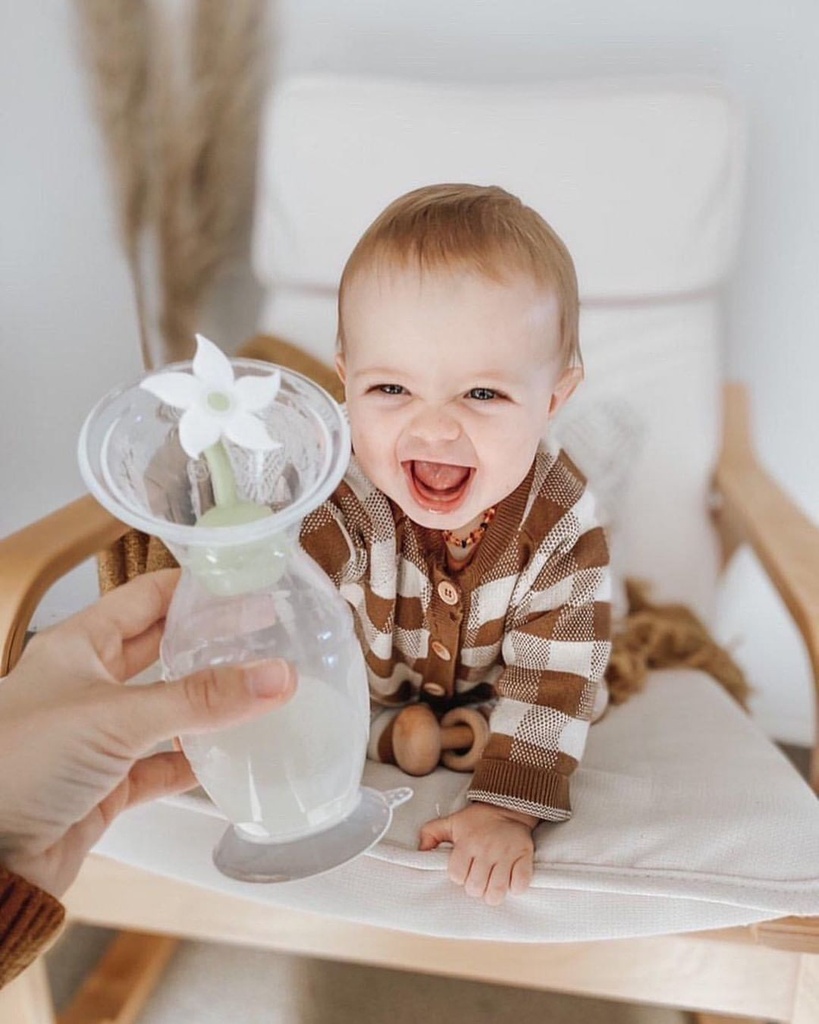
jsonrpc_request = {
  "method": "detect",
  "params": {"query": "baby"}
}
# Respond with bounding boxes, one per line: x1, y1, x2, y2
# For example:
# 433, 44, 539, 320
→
300, 183, 611, 905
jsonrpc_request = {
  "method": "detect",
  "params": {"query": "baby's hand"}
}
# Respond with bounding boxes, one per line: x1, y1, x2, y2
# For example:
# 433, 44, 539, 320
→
418, 802, 538, 905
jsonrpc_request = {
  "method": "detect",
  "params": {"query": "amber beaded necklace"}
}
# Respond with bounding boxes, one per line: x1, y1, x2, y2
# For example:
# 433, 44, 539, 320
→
441, 505, 497, 550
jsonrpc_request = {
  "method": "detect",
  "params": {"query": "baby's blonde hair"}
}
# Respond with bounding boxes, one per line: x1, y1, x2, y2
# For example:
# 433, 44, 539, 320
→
338, 183, 581, 369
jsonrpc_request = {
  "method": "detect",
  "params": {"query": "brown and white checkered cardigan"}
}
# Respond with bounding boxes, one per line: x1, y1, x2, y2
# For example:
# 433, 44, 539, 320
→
299, 442, 612, 821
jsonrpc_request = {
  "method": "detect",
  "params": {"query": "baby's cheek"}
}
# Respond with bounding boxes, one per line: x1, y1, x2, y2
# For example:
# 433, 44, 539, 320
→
348, 411, 376, 459
485, 450, 535, 503
351, 419, 396, 489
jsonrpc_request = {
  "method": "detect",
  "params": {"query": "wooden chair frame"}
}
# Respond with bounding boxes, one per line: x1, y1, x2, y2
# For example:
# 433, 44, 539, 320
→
1, 376, 818, 1024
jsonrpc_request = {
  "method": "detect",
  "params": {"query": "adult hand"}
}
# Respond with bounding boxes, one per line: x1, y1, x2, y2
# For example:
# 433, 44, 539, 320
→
0, 569, 296, 898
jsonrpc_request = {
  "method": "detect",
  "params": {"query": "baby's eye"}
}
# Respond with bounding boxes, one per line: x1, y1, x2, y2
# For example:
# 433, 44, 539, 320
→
376, 384, 407, 396
467, 387, 498, 401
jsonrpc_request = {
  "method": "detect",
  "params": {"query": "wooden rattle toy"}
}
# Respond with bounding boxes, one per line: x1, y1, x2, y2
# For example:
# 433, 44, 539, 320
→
391, 703, 491, 776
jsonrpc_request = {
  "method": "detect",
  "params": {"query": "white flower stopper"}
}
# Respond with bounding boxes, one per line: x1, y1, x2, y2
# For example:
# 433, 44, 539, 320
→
140, 334, 282, 458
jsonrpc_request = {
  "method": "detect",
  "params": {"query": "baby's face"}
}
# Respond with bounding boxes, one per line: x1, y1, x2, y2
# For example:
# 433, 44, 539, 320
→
338, 265, 575, 532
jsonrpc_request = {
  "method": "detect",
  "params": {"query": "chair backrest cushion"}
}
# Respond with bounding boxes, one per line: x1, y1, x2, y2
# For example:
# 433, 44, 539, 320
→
252, 75, 746, 614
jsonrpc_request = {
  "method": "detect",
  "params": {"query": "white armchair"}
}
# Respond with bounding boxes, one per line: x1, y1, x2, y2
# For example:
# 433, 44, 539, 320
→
2, 75, 818, 1024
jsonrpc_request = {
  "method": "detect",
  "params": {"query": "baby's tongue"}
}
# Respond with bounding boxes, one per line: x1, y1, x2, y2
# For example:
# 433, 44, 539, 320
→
413, 461, 469, 492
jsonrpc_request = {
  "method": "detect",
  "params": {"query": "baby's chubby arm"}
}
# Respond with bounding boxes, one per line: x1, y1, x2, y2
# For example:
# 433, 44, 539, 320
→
418, 802, 539, 905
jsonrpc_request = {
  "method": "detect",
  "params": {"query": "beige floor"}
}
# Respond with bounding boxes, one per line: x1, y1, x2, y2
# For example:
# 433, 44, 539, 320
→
47, 924, 691, 1024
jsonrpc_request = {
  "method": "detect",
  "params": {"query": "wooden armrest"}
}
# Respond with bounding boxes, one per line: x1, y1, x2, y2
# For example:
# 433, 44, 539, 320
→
713, 382, 819, 787
0, 495, 127, 674
239, 333, 344, 402
751, 915, 819, 954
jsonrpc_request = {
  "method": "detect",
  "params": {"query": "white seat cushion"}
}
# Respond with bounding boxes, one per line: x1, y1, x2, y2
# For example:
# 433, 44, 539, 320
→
94, 670, 819, 942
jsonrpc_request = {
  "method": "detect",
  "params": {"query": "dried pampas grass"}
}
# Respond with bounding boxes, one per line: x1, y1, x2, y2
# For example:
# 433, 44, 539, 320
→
156, 0, 270, 362
73, 0, 154, 365
74, 0, 271, 368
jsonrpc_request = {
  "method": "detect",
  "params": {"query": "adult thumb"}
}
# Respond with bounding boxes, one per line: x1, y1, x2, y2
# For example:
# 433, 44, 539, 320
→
119, 659, 297, 753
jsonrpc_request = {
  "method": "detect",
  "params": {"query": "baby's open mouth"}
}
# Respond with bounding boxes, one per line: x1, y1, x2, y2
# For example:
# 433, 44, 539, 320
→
403, 460, 474, 513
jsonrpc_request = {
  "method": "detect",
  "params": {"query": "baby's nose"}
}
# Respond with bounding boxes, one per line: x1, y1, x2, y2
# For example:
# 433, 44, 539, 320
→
408, 406, 462, 444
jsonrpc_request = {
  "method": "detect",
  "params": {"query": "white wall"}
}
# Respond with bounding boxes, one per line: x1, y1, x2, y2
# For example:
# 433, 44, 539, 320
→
0, 3, 145, 528
2, 0, 816, 743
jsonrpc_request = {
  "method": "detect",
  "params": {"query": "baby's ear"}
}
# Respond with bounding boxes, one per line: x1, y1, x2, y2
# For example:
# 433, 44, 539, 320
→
334, 350, 347, 386
548, 366, 583, 418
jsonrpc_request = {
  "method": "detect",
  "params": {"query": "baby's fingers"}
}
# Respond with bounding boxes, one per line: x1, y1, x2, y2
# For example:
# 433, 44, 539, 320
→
447, 846, 473, 887
463, 857, 492, 900
418, 816, 452, 852
510, 854, 534, 896
483, 853, 534, 905
484, 863, 512, 906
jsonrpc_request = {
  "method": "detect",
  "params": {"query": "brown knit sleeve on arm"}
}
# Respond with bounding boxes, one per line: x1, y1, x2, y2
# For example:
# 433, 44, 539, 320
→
299, 481, 369, 587
0, 866, 65, 988
468, 450, 612, 821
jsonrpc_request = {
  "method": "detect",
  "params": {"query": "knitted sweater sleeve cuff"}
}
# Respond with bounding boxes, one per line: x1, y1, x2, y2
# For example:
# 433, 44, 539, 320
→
0, 865, 66, 988
468, 758, 572, 822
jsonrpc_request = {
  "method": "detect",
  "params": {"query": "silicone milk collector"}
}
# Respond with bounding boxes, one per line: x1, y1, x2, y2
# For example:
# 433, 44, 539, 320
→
78, 335, 411, 883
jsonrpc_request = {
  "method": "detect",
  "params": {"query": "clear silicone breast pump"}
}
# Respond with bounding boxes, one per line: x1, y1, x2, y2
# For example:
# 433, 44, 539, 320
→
79, 336, 409, 882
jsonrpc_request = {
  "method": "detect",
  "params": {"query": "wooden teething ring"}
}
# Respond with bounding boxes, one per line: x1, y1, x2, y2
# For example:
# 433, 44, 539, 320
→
440, 706, 490, 771
391, 702, 491, 775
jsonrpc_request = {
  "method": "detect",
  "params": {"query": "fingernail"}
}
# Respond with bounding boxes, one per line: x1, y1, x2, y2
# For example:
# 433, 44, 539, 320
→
244, 659, 296, 698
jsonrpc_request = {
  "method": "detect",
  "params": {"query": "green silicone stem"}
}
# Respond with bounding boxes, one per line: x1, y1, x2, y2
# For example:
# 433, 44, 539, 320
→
203, 442, 237, 507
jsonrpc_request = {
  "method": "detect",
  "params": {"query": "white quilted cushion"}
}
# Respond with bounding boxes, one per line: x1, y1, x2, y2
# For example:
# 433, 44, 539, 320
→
575, 300, 723, 614
551, 395, 644, 622
94, 671, 819, 942
254, 76, 745, 301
